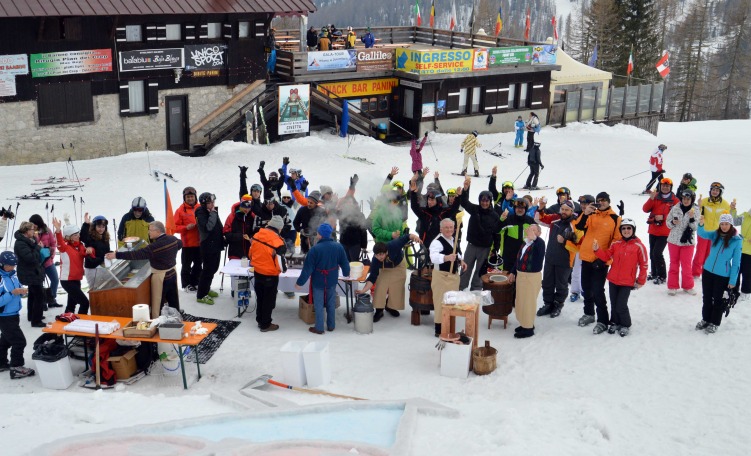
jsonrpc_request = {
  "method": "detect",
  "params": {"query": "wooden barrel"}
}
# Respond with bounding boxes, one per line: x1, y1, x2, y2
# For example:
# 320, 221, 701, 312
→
472, 340, 498, 375
481, 272, 514, 317
408, 269, 434, 311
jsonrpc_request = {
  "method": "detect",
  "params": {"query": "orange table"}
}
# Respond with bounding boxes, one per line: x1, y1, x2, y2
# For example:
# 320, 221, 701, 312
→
43, 314, 216, 389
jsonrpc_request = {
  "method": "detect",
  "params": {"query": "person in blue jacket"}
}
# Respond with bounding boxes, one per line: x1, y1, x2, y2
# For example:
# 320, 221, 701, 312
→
296, 224, 350, 334
0, 251, 35, 379
361, 27, 375, 48
514, 115, 525, 148
696, 213, 743, 334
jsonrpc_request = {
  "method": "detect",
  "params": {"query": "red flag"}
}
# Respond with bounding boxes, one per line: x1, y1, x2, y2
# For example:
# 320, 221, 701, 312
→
524, 8, 531, 40
164, 180, 176, 235
552, 16, 558, 41
415, 0, 422, 26
430, 0, 435, 28
627, 49, 634, 75
655, 50, 670, 78
449, 1, 457, 31
495, 7, 503, 36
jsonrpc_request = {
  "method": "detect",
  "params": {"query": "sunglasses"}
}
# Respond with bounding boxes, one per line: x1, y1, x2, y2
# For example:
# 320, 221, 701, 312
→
596, 199, 608, 203
133, 208, 144, 212
620, 226, 633, 231
480, 198, 491, 202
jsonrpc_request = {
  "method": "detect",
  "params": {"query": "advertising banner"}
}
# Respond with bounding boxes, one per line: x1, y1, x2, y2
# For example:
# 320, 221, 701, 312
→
119, 48, 184, 72
472, 48, 488, 71
278, 84, 310, 135
306, 50, 356, 71
185, 44, 227, 71
356, 49, 394, 72
531, 44, 557, 65
30, 49, 112, 78
395, 48, 474, 75
0, 73, 17, 96
319, 78, 398, 98
0, 54, 28, 75
488, 47, 533, 67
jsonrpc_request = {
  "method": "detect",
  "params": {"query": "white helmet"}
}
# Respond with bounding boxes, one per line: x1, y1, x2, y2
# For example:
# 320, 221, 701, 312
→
620, 218, 636, 231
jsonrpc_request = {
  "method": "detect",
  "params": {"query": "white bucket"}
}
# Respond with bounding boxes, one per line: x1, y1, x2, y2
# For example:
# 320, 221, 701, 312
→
302, 341, 331, 388
349, 261, 364, 279
35, 356, 75, 390
280, 340, 309, 387
354, 311, 373, 334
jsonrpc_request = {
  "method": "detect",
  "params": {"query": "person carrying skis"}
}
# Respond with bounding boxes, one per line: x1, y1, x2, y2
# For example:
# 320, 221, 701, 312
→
643, 144, 667, 194
514, 115, 525, 148
460, 130, 481, 177
410, 132, 429, 176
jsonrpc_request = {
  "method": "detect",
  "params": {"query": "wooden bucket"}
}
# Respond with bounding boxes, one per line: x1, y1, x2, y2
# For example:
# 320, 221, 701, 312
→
408, 268, 433, 309
481, 272, 515, 317
472, 340, 497, 375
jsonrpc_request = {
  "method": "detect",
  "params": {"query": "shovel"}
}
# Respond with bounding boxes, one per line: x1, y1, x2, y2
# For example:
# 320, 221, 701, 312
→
241, 374, 366, 401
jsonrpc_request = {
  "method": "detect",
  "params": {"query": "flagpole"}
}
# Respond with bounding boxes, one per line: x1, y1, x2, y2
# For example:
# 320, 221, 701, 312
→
627, 44, 633, 86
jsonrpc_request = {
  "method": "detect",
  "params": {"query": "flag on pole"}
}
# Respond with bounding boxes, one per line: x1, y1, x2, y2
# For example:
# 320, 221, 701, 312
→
552, 16, 558, 41
588, 43, 598, 67
163, 180, 176, 235
627, 48, 634, 75
524, 8, 531, 41
655, 50, 670, 78
450, 1, 457, 30
468, 0, 475, 33
495, 7, 503, 36
415, 0, 422, 26
430, 0, 435, 28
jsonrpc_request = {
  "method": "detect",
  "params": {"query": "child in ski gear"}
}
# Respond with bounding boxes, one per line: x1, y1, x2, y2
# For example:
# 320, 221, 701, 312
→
696, 213, 742, 333
0, 251, 35, 379
642, 177, 679, 285
676, 172, 697, 195
514, 116, 525, 148
525, 112, 540, 151
667, 190, 698, 294
460, 131, 481, 177
592, 218, 648, 336
54, 218, 92, 314
410, 132, 429, 174
692, 182, 733, 277
28, 214, 60, 308
644, 144, 666, 193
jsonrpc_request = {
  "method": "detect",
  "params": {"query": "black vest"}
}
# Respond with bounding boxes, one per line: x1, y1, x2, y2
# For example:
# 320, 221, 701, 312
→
436, 236, 462, 274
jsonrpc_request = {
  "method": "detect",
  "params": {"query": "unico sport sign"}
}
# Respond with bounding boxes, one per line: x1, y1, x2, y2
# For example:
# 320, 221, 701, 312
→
395, 48, 474, 75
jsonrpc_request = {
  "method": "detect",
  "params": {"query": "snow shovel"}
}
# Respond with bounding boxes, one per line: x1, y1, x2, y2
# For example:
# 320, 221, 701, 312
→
241, 374, 366, 401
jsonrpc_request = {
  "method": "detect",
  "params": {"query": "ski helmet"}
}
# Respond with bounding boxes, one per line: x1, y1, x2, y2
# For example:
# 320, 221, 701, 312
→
682, 173, 693, 181
0, 251, 18, 267
198, 192, 215, 205
268, 171, 279, 180
658, 144, 667, 151
556, 187, 571, 196
502, 181, 514, 190
659, 177, 673, 188
183, 186, 197, 199
478, 191, 493, 203
92, 215, 108, 226
710, 182, 724, 194
250, 184, 263, 193
132, 197, 147, 209
620, 218, 637, 232
471, 130, 479, 137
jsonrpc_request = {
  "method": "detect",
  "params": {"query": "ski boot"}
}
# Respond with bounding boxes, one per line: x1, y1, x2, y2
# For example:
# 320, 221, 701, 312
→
460, 169, 467, 176
474, 170, 480, 177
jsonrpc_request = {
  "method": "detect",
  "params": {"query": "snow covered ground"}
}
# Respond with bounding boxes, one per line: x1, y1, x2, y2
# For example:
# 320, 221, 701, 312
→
1, 120, 750, 455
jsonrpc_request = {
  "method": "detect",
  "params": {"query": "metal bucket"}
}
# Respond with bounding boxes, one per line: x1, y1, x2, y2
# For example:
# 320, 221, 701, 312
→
354, 311, 373, 334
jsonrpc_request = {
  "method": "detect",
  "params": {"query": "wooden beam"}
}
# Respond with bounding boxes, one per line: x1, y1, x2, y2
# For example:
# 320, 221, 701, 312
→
190, 80, 265, 134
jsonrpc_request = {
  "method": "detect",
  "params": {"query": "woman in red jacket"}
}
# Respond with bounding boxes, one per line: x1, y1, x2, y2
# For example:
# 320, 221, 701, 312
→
593, 218, 648, 337
174, 187, 202, 292
53, 218, 93, 314
642, 177, 679, 285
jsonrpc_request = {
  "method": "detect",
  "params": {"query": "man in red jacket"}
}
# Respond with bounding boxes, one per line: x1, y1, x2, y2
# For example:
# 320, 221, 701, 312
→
642, 177, 679, 285
174, 187, 201, 292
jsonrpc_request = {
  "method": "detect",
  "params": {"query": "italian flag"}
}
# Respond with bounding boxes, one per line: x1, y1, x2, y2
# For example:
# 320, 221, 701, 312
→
627, 49, 634, 75
450, 1, 457, 31
415, 0, 422, 26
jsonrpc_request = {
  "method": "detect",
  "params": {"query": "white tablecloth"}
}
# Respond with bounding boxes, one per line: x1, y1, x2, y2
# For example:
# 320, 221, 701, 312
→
220, 259, 356, 295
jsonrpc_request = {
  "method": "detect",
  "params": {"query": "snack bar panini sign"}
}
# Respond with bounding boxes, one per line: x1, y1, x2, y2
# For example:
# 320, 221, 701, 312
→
319, 78, 399, 97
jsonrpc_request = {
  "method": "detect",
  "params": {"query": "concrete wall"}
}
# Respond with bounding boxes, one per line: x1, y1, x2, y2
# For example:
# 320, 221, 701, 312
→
0, 84, 251, 166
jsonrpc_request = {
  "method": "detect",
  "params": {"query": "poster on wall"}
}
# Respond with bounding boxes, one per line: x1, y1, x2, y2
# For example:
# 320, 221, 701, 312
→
488, 47, 532, 66
436, 100, 446, 117
531, 45, 557, 65
306, 50, 356, 71
0, 54, 28, 75
119, 48, 184, 72
395, 48, 474, 75
30, 49, 112, 78
278, 84, 310, 135
356, 49, 394, 72
185, 44, 227, 71
421, 103, 435, 118
473, 49, 488, 71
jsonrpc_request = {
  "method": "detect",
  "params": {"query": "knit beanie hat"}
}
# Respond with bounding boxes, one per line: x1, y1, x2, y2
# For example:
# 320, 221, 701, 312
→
63, 225, 80, 238
240, 194, 253, 209
719, 213, 734, 224
308, 191, 322, 204
596, 192, 610, 202
320, 185, 333, 196
317, 223, 333, 239
267, 215, 284, 232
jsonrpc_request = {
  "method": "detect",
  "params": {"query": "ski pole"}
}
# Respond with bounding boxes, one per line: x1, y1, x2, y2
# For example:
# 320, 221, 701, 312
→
487, 141, 502, 153
622, 169, 650, 180
7, 202, 20, 249
145, 142, 152, 176
71, 195, 78, 225
219, 247, 228, 293
512, 166, 529, 185
79, 197, 85, 225
427, 137, 439, 163
45, 202, 49, 227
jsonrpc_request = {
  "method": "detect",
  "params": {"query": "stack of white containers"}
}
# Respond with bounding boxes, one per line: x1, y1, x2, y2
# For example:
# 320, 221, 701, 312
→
280, 340, 331, 387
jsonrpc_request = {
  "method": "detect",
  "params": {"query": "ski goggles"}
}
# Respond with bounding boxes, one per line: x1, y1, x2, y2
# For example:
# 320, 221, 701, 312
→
660, 177, 673, 186
501, 181, 514, 189
556, 187, 570, 196
710, 182, 724, 190
392, 181, 404, 191
446, 189, 457, 197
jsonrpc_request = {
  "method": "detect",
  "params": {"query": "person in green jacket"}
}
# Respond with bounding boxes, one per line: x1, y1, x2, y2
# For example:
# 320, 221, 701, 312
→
732, 207, 751, 300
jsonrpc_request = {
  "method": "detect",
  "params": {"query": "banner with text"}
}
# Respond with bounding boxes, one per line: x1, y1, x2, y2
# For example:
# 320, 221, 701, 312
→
0, 74, 17, 96
119, 48, 184, 72
30, 49, 112, 78
356, 49, 394, 72
278, 84, 310, 135
306, 50, 357, 71
531, 45, 557, 65
0, 54, 28, 75
395, 48, 475, 75
185, 44, 227, 71
319, 78, 398, 98
488, 47, 533, 67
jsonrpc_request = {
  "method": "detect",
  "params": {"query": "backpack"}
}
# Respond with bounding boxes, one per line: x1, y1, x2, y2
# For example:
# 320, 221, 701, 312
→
534, 122, 541, 134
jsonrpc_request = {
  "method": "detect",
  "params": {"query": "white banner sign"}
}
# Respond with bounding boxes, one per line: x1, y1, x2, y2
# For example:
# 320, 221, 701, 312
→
0, 73, 17, 96
0, 54, 28, 75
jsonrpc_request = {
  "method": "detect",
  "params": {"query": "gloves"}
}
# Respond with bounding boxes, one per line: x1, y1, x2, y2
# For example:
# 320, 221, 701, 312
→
460, 148, 464, 154
424, 131, 429, 138
238, 165, 248, 178
285, 175, 295, 187
540, 164, 545, 170
617, 200, 625, 216
300, 179, 309, 191
0, 207, 14, 219
350, 174, 359, 187
258, 160, 265, 170
283, 156, 290, 165
278, 168, 284, 176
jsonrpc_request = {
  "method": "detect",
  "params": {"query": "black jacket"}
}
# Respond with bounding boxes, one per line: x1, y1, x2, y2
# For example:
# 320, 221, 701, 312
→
461, 192, 502, 248
527, 145, 543, 166
195, 205, 225, 254
306, 29, 318, 47
80, 222, 112, 269
259, 169, 284, 200
224, 209, 255, 259
338, 210, 368, 248
544, 215, 577, 267
254, 204, 291, 236
13, 231, 44, 286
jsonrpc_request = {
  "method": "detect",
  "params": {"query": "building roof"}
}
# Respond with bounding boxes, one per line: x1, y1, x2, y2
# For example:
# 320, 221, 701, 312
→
551, 49, 611, 85
0, 0, 315, 17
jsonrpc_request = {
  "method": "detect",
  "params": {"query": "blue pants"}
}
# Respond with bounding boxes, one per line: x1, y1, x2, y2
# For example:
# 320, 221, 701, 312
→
515, 130, 524, 146
312, 285, 337, 332
44, 264, 59, 298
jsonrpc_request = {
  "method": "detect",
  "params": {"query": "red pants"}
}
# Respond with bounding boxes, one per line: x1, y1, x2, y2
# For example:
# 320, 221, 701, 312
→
668, 243, 695, 291
692, 236, 711, 277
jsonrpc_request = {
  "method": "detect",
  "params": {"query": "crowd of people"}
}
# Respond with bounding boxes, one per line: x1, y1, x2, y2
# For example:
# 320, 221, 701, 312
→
1, 141, 748, 379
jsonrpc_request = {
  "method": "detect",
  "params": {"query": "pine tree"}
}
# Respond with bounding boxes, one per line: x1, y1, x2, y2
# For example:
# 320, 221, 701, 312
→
614, 0, 661, 84
584, 0, 620, 71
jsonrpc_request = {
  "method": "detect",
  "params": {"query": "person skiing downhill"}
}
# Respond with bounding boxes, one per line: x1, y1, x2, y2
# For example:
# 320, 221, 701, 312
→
643, 144, 667, 193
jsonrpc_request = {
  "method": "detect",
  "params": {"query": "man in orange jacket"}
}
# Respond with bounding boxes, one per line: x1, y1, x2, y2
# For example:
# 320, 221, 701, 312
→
249, 215, 287, 332
174, 187, 202, 293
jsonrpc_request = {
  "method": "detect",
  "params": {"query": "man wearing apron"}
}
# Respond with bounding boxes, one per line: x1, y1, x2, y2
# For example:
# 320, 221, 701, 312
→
356, 232, 422, 322
429, 219, 467, 337
106, 221, 182, 318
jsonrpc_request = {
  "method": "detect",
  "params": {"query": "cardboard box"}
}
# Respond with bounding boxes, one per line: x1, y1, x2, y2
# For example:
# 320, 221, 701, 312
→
299, 295, 315, 324
109, 349, 138, 380
122, 321, 158, 338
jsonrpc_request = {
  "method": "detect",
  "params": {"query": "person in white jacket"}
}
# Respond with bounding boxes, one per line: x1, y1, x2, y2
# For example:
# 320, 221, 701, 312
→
666, 189, 699, 295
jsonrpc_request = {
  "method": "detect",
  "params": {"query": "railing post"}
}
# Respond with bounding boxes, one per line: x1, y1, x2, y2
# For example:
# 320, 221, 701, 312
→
635, 84, 641, 115
621, 85, 628, 118
577, 88, 584, 122
648, 83, 655, 113
592, 87, 599, 121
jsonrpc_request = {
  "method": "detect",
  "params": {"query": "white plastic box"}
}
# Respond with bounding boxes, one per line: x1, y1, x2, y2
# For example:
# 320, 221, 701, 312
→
302, 341, 331, 388
35, 356, 75, 389
439, 337, 473, 379
280, 340, 309, 387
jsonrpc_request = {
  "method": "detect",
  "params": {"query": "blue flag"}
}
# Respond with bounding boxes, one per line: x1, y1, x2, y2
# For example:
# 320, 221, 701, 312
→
588, 44, 598, 67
